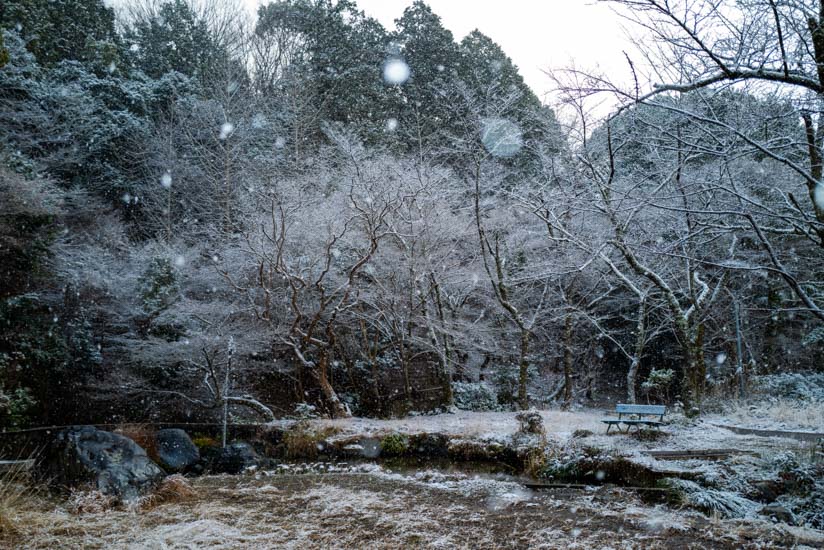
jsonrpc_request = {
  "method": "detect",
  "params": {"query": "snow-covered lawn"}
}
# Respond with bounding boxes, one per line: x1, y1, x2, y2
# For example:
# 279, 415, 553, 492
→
306, 409, 605, 441
274, 407, 817, 457
707, 399, 824, 432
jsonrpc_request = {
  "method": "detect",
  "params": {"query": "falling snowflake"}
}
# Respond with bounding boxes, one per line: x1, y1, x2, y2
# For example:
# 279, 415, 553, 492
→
275, 136, 286, 149
129, 44, 140, 52
814, 182, 824, 211
174, 255, 186, 267
481, 118, 523, 158
716, 352, 727, 365
219, 122, 234, 140
385, 118, 399, 132
160, 171, 172, 189
251, 113, 267, 129
383, 59, 410, 85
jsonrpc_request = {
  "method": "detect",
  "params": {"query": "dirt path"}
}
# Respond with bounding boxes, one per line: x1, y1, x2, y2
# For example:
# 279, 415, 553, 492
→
711, 424, 824, 442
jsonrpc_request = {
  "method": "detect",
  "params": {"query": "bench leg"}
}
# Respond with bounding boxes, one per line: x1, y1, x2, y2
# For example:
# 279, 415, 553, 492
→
606, 424, 612, 434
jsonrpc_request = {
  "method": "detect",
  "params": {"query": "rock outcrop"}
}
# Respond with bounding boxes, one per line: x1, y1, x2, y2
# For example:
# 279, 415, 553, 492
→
154, 428, 200, 473
42, 425, 164, 500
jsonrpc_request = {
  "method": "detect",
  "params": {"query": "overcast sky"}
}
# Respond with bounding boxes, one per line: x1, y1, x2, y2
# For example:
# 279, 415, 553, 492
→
241, 0, 637, 103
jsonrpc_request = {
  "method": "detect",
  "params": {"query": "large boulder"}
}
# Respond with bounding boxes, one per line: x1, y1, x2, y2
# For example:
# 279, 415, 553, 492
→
213, 442, 259, 474
42, 426, 164, 500
154, 429, 200, 473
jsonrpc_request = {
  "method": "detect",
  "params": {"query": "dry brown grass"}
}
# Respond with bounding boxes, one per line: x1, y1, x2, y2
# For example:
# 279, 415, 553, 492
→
283, 422, 340, 459
0, 467, 46, 544
67, 488, 116, 515
66, 475, 197, 515
138, 474, 197, 510
522, 448, 547, 478
724, 399, 824, 430
8, 471, 824, 548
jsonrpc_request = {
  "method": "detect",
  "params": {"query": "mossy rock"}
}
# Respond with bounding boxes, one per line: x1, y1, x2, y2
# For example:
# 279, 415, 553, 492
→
380, 433, 409, 456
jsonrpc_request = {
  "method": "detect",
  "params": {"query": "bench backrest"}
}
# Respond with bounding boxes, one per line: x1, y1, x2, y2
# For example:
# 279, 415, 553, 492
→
615, 404, 666, 417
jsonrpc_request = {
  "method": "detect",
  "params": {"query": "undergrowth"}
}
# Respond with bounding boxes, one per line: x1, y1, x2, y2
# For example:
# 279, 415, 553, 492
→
664, 478, 759, 519
379, 433, 409, 456
283, 421, 340, 459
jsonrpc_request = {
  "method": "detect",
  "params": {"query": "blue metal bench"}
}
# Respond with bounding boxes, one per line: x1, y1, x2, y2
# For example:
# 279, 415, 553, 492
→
602, 404, 667, 434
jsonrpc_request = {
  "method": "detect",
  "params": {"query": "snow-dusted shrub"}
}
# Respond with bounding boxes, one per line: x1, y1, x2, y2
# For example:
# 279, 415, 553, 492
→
515, 410, 545, 435
665, 478, 759, 518
453, 382, 499, 411
791, 483, 824, 529
137, 257, 179, 316
641, 369, 675, 403
752, 373, 824, 401
293, 403, 320, 419
768, 455, 824, 528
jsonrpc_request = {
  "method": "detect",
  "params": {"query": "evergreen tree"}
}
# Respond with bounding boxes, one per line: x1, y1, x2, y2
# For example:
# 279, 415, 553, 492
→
0, 0, 120, 67
256, 0, 389, 144
124, 0, 229, 82
389, 1, 463, 148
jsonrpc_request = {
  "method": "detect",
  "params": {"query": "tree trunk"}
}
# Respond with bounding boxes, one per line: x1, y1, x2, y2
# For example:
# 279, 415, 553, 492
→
517, 329, 530, 410
733, 299, 746, 400
681, 326, 705, 416
431, 274, 454, 408
626, 297, 647, 403
316, 354, 351, 419
626, 357, 640, 404
441, 362, 454, 409
562, 314, 573, 410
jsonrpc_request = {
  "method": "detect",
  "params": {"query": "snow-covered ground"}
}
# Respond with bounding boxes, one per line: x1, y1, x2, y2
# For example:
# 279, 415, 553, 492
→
6, 407, 822, 548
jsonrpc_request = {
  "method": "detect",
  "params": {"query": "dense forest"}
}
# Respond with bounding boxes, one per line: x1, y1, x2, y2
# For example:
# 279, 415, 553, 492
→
1, 0, 822, 429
